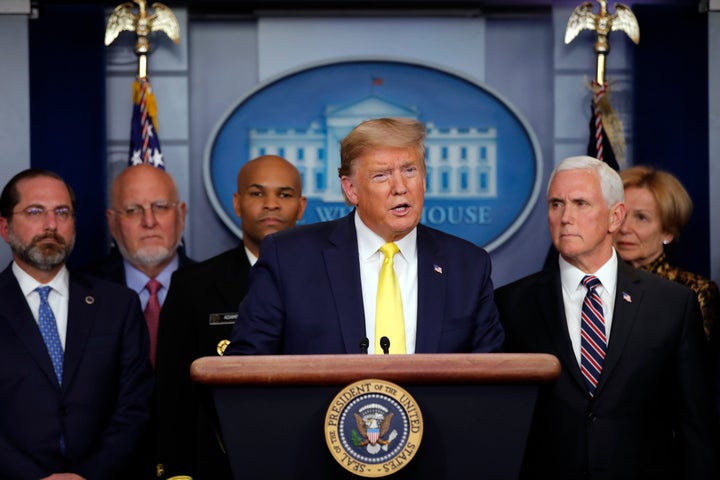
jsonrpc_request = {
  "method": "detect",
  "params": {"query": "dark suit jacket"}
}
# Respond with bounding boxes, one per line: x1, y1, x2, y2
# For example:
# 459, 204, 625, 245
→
154, 245, 250, 480
226, 212, 504, 355
81, 245, 195, 478
0, 265, 154, 480
82, 245, 196, 287
712, 317, 720, 423
494, 259, 719, 479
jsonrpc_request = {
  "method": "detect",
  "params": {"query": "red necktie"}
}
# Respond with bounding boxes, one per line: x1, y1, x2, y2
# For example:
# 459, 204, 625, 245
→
144, 278, 162, 367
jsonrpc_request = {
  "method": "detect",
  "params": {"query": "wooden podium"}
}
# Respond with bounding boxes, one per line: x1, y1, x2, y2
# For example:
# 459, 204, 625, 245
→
191, 353, 560, 479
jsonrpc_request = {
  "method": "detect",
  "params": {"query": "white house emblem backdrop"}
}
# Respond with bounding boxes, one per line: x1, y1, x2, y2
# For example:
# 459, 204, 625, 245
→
204, 59, 542, 251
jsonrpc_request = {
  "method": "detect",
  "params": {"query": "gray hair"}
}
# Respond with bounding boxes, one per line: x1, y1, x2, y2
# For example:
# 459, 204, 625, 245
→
547, 155, 624, 207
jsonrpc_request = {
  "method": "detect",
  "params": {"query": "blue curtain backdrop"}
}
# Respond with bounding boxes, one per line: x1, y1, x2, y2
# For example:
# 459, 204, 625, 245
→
634, 4, 709, 276
29, 4, 108, 269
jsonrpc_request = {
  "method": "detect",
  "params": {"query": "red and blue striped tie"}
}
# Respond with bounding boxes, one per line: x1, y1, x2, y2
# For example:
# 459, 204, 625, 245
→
580, 275, 606, 396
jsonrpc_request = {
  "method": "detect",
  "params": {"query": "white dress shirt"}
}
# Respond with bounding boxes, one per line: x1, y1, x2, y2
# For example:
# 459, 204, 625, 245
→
559, 250, 618, 366
244, 245, 258, 266
355, 213, 418, 354
13, 262, 70, 349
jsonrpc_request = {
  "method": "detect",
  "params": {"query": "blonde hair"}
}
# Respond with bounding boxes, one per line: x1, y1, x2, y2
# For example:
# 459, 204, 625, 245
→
338, 117, 426, 178
620, 165, 693, 239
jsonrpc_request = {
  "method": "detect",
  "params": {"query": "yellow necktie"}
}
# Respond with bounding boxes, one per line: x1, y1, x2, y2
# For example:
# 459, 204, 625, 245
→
375, 242, 406, 354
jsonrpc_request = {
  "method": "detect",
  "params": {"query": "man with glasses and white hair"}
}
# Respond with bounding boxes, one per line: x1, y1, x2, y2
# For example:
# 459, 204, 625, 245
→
0, 168, 153, 479
85, 164, 194, 367
83, 163, 195, 479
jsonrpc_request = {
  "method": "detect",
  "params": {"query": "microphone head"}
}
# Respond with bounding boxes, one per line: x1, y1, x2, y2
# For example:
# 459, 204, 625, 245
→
359, 337, 369, 353
380, 336, 390, 354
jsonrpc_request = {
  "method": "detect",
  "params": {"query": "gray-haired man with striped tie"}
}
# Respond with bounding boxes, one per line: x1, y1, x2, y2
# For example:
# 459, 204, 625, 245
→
494, 155, 718, 479
0, 168, 154, 480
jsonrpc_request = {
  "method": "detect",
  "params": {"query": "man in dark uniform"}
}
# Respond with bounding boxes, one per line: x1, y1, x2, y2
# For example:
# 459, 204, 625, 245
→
153, 155, 306, 479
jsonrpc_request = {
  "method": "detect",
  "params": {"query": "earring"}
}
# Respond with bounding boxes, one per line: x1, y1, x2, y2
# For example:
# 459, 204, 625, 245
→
662, 239, 669, 245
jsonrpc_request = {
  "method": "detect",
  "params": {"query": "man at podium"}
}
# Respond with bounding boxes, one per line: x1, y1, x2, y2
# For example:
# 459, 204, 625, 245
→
226, 117, 504, 355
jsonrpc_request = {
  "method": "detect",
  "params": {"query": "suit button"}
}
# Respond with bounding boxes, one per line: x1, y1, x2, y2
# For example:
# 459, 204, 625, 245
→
61, 407, 70, 416
587, 412, 597, 422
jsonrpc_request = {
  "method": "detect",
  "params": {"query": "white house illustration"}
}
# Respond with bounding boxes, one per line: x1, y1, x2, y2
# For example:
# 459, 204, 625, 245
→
248, 95, 497, 202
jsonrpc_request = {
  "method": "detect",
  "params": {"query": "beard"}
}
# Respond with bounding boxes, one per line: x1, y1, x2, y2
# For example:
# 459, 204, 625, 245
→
117, 242, 178, 267
9, 230, 75, 272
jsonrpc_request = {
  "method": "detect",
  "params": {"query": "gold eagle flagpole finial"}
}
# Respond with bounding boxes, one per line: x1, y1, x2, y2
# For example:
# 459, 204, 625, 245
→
104, 0, 180, 78
565, 0, 639, 167
565, 0, 639, 86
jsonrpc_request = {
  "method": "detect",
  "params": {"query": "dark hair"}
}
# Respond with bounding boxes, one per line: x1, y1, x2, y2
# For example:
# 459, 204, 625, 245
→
0, 168, 77, 219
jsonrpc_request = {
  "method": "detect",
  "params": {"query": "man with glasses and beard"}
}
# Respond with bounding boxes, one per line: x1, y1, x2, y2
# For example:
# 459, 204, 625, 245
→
84, 164, 194, 367
0, 168, 154, 480
83, 164, 195, 479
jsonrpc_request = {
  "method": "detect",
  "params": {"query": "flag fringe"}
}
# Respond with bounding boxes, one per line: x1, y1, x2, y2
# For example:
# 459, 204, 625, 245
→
132, 77, 159, 132
589, 80, 626, 167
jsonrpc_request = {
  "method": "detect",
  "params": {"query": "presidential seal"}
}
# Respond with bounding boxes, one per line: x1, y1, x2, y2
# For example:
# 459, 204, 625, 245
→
325, 379, 423, 477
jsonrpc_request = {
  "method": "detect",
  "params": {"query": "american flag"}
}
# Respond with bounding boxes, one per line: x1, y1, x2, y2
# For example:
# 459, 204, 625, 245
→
129, 77, 165, 169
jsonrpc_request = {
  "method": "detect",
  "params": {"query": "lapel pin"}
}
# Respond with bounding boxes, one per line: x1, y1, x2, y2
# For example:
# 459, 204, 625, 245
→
622, 292, 632, 303
433, 264, 443, 274
85, 296, 95, 305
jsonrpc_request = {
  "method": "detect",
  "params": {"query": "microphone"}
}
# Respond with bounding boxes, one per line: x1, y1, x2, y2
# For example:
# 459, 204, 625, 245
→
359, 337, 369, 354
380, 336, 390, 355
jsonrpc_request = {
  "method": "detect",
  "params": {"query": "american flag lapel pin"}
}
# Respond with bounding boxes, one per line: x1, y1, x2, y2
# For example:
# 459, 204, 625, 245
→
434, 264, 443, 274
622, 292, 632, 303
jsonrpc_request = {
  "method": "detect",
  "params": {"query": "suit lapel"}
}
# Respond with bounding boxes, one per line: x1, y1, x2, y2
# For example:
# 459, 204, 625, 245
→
324, 214, 367, 353
216, 246, 251, 308
100, 249, 128, 285
534, 269, 589, 392
594, 261, 643, 395
0, 266, 61, 389
62, 274, 97, 391
415, 226, 445, 353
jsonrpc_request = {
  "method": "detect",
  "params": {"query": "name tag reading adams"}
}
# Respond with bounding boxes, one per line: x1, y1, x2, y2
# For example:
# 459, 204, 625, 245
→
208, 312, 237, 326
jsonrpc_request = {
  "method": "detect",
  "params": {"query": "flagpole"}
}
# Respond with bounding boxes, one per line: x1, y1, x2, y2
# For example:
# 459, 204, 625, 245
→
138, 51, 148, 80
104, 0, 180, 169
564, 0, 639, 168
565, 0, 639, 87
104, 0, 180, 78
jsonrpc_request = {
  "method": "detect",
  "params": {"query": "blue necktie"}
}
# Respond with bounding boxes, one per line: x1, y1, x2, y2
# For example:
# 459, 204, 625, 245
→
35, 286, 66, 454
36, 286, 63, 385
580, 275, 607, 396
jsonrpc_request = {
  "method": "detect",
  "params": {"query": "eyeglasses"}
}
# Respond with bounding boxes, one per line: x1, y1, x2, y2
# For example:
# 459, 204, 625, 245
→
112, 201, 179, 220
12, 206, 74, 222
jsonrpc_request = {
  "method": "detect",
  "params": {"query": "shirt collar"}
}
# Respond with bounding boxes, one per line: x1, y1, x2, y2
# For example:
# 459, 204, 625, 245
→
559, 248, 618, 296
12, 262, 70, 299
354, 211, 417, 261
244, 245, 258, 266
123, 253, 179, 293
